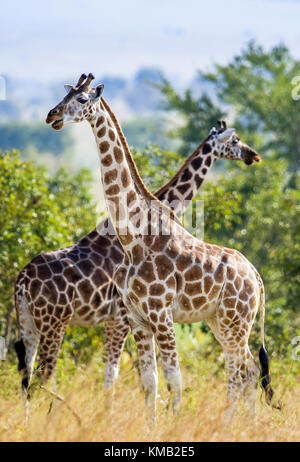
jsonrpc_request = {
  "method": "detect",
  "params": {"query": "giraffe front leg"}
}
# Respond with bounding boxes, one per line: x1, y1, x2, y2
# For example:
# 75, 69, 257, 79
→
128, 315, 158, 421
153, 311, 182, 414
104, 321, 119, 396
104, 299, 130, 406
138, 334, 158, 410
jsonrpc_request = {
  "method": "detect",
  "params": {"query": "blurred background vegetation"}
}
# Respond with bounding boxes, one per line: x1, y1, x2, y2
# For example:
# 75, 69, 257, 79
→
0, 42, 299, 374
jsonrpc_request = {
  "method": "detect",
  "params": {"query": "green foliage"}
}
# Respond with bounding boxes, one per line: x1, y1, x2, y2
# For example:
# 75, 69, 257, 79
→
0, 149, 96, 339
133, 145, 182, 192
202, 41, 300, 171
62, 325, 106, 367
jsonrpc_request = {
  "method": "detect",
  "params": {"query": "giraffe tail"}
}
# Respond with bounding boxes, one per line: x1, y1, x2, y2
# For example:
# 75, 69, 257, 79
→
257, 275, 281, 410
14, 278, 30, 395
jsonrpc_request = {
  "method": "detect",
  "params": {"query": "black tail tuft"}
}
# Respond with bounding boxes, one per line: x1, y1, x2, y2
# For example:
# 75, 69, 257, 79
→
259, 345, 275, 406
15, 339, 26, 372
15, 339, 30, 396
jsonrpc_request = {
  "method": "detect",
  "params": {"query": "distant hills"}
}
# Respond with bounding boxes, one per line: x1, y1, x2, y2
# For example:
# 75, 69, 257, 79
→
0, 68, 165, 122
0, 67, 211, 122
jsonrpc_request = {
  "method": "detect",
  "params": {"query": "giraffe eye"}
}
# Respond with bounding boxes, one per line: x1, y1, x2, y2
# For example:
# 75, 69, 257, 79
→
77, 97, 88, 104
232, 138, 239, 145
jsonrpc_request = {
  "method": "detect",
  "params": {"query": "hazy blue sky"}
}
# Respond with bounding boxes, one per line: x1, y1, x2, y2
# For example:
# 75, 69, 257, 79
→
1, 0, 300, 82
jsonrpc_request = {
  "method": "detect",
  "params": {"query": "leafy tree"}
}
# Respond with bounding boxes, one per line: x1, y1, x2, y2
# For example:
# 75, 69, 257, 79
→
133, 145, 182, 191
203, 41, 300, 171
157, 76, 225, 156
158, 42, 300, 172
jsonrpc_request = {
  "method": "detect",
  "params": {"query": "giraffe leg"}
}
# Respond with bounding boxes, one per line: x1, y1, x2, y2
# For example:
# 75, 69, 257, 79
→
35, 324, 67, 416
104, 300, 130, 405
36, 322, 68, 388
127, 314, 158, 420
243, 347, 260, 416
207, 314, 257, 421
153, 311, 182, 414
222, 348, 251, 421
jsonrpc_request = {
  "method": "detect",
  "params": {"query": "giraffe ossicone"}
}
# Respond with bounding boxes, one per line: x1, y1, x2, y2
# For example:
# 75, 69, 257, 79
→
16, 73, 276, 420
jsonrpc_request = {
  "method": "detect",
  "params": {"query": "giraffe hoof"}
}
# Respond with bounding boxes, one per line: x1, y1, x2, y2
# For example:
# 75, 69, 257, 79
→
272, 399, 283, 411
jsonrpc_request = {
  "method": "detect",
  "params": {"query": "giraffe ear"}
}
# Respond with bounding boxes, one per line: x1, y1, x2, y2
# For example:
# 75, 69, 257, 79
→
90, 84, 104, 100
64, 84, 73, 93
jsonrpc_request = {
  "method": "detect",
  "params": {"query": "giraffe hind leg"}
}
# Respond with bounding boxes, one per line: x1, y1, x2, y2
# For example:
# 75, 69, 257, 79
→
152, 310, 182, 414
207, 310, 257, 421
37, 322, 69, 388
128, 312, 158, 422
104, 301, 130, 408
243, 350, 260, 416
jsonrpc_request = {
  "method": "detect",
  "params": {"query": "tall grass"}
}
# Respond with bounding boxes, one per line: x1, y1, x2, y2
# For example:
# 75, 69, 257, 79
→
1, 329, 299, 442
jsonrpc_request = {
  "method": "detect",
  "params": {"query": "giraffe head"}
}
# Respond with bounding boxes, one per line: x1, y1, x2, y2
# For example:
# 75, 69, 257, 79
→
46, 73, 104, 130
207, 121, 261, 165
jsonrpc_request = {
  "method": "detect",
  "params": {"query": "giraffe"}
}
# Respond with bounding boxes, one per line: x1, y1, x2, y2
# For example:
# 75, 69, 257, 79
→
43, 73, 280, 419
18, 75, 272, 418
14, 84, 259, 403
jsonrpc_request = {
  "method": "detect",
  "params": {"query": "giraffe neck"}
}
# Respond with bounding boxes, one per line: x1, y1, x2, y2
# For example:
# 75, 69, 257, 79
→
155, 141, 216, 218
84, 141, 217, 248
90, 98, 176, 254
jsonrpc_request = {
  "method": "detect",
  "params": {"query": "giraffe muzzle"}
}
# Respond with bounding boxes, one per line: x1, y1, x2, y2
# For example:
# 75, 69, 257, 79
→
46, 110, 64, 130
241, 145, 261, 165
51, 119, 64, 130
46, 116, 64, 130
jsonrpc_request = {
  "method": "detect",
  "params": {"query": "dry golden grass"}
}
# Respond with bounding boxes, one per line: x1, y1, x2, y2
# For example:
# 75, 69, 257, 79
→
1, 351, 300, 442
